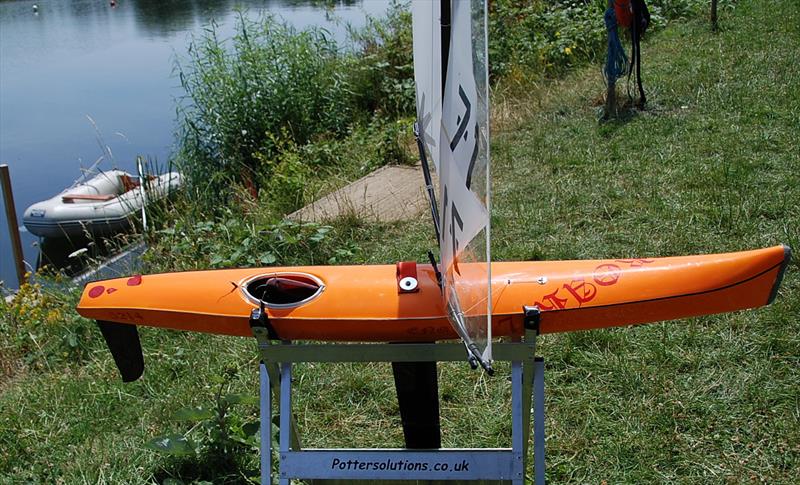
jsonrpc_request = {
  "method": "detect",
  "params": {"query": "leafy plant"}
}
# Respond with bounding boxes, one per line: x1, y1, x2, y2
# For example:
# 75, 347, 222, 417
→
346, 0, 415, 118
488, 0, 733, 81
146, 369, 262, 481
175, 3, 415, 211
145, 208, 342, 271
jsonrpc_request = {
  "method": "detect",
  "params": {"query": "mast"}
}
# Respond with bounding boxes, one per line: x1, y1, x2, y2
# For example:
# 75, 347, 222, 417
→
412, 0, 493, 372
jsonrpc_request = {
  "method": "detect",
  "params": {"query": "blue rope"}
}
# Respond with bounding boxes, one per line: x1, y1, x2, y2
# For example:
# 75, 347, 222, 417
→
603, 7, 628, 84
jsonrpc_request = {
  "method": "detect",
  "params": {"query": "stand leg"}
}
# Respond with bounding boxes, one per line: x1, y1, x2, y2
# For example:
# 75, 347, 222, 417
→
259, 362, 271, 485
253, 331, 302, 452
511, 361, 525, 485
521, 359, 533, 469
278, 362, 292, 485
521, 328, 537, 460
533, 357, 546, 485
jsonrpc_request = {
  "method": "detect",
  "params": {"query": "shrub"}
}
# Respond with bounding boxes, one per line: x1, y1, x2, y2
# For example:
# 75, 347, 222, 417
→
175, 4, 415, 211
146, 212, 341, 271
488, 0, 730, 80
176, 13, 355, 204
347, 1, 415, 118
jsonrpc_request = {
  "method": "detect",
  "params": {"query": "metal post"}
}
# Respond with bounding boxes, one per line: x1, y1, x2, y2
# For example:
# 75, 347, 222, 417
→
252, 327, 302, 452
278, 362, 292, 485
259, 362, 272, 485
522, 356, 534, 461
135, 157, 148, 233
522, 308, 540, 463
0, 164, 26, 287
533, 357, 546, 485
511, 361, 525, 485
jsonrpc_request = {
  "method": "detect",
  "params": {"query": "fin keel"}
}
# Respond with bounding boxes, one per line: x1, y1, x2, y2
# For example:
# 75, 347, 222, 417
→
97, 321, 144, 382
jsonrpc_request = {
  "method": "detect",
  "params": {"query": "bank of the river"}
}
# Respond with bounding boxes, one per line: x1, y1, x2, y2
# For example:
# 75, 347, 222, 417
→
2, 0, 798, 483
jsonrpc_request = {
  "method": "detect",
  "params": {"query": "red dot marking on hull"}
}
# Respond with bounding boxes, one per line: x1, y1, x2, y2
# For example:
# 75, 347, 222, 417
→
127, 275, 143, 286
88, 286, 105, 298
106, 288, 117, 294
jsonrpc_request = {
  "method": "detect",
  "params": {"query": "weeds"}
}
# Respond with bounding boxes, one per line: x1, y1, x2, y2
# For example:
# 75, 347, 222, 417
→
146, 213, 336, 271
346, 1, 415, 117
146, 368, 261, 483
176, 13, 347, 202
0, 276, 96, 373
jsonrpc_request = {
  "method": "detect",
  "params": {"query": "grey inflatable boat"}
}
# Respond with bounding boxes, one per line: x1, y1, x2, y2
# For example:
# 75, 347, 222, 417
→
23, 169, 182, 238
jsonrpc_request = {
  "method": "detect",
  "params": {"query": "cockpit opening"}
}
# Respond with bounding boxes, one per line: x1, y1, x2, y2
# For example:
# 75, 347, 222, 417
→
244, 273, 323, 307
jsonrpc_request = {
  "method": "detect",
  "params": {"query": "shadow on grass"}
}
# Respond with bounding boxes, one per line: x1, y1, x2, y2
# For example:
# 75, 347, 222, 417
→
598, 96, 643, 126
153, 451, 258, 485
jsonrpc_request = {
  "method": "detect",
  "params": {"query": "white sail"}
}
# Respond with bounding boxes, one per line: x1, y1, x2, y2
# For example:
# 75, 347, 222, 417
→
411, 0, 442, 172
438, 0, 492, 366
411, 0, 492, 367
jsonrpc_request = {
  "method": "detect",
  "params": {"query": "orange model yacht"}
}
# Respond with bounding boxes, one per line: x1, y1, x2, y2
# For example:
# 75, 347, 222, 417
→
77, 245, 790, 381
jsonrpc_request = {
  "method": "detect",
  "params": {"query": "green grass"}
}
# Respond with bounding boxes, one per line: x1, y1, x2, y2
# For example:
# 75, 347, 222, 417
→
2, 0, 799, 483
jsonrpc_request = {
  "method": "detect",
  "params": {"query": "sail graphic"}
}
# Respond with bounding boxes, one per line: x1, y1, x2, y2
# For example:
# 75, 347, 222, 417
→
413, 0, 492, 369
411, 0, 442, 172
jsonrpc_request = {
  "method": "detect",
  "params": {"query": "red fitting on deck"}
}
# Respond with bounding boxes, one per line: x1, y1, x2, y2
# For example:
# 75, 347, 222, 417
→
396, 261, 419, 293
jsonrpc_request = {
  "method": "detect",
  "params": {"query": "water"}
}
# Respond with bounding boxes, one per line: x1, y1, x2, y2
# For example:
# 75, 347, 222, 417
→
0, 0, 388, 289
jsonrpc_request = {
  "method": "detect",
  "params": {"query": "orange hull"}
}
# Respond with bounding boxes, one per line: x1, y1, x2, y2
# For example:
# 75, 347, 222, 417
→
77, 245, 790, 341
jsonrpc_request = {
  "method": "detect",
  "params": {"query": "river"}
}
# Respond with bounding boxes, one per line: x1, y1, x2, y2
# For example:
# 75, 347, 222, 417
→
0, 0, 389, 289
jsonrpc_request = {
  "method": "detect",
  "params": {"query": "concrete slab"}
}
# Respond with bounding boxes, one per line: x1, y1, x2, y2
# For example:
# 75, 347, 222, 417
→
290, 164, 436, 223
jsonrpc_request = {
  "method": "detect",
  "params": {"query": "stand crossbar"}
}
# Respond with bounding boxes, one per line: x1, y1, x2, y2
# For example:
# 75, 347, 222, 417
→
253, 321, 545, 484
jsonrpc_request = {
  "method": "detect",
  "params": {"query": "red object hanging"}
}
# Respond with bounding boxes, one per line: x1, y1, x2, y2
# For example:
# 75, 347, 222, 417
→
614, 0, 633, 28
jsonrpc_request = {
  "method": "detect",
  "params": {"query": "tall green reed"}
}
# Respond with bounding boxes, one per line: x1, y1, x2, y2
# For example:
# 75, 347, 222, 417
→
176, 13, 355, 203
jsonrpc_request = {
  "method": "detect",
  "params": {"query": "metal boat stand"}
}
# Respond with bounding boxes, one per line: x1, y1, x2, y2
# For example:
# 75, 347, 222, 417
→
251, 307, 545, 485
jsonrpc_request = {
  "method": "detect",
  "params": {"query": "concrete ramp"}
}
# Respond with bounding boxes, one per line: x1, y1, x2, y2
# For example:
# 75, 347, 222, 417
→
290, 164, 435, 223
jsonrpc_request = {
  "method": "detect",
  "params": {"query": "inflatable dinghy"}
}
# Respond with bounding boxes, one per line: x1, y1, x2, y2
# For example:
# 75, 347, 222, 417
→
23, 169, 181, 238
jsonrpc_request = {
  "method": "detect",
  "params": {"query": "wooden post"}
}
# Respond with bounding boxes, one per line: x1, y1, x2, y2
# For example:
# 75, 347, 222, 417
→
0, 164, 27, 287
711, 0, 719, 32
